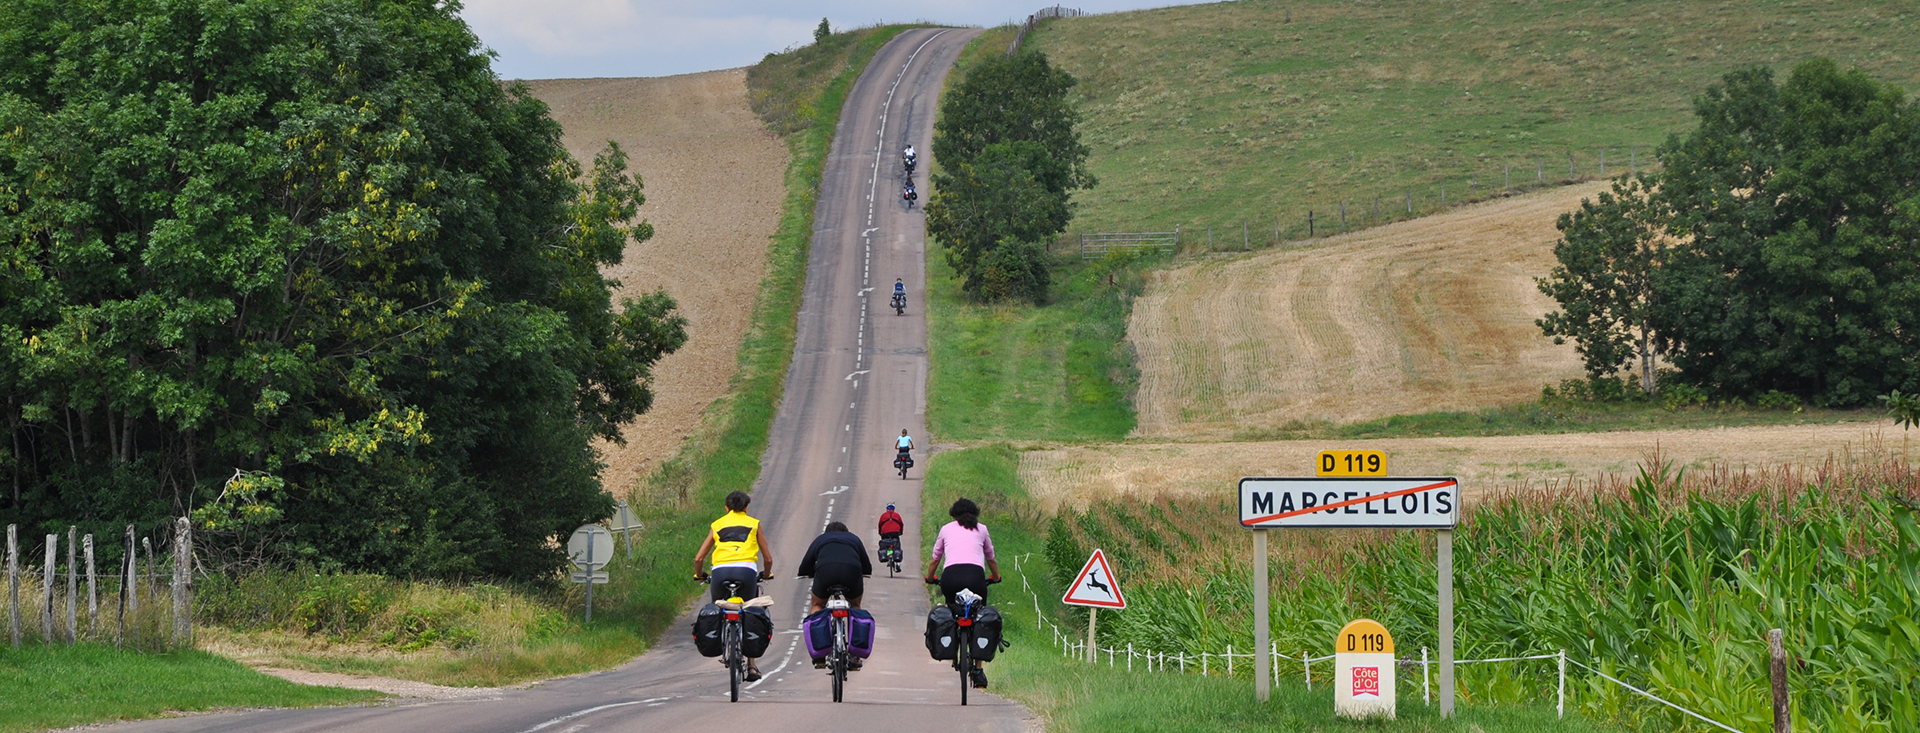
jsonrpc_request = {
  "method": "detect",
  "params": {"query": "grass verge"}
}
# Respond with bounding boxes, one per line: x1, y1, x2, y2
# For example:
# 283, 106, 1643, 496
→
919, 446, 1613, 732
0, 643, 379, 733
925, 245, 1142, 443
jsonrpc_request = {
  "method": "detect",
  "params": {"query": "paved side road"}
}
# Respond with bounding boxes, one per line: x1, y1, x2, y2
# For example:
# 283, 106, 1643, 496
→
89, 27, 1024, 733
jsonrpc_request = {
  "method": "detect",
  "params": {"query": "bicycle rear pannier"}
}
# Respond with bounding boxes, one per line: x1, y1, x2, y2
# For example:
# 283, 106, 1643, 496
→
692, 603, 725, 657
967, 604, 1006, 662
877, 537, 903, 563
848, 609, 877, 659
925, 604, 959, 660
801, 609, 832, 661
740, 606, 774, 658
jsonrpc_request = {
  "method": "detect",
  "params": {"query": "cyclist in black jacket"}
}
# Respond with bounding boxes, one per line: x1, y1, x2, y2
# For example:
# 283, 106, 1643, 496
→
798, 521, 873, 614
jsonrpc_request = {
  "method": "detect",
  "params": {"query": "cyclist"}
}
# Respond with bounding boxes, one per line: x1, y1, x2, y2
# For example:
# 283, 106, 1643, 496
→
903, 144, 916, 167
924, 497, 1001, 689
798, 521, 871, 614
895, 429, 913, 460
877, 503, 904, 541
876, 502, 905, 571
692, 490, 775, 681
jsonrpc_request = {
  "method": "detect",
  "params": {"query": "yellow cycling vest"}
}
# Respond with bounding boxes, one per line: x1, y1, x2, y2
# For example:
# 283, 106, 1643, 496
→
709, 511, 762, 567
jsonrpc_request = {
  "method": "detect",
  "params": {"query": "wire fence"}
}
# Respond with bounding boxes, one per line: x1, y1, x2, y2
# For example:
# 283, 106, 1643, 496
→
1009, 554, 1741, 732
5, 520, 195, 651
1007, 6, 1085, 57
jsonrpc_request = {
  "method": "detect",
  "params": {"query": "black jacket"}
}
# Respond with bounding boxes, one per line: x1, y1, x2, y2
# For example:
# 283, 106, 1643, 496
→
797, 531, 872, 576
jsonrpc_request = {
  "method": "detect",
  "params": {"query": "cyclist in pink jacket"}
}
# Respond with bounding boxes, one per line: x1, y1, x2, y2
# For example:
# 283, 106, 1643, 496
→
924, 497, 1002, 689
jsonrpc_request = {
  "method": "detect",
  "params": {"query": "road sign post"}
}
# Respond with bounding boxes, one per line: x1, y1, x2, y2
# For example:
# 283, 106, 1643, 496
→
1062, 549, 1127, 665
1254, 528, 1270, 701
1240, 475, 1459, 715
611, 500, 642, 560
568, 524, 615, 622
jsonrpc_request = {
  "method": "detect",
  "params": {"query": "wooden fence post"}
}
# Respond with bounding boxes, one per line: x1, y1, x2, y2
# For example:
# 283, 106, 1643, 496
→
1308, 211, 1314, 238
1770, 628, 1790, 733
66, 526, 76, 643
7, 524, 16, 649
1406, 190, 1412, 213
42, 534, 55, 643
172, 518, 192, 646
1600, 149, 1607, 176
119, 525, 133, 648
1568, 152, 1575, 179
84, 534, 96, 635
1505, 163, 1511, 192
1537, 160, 1543, 183
1339, 201, 1347, 232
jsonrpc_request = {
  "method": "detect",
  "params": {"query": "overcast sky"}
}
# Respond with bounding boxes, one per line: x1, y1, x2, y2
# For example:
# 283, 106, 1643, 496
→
459, 0, 1207, 80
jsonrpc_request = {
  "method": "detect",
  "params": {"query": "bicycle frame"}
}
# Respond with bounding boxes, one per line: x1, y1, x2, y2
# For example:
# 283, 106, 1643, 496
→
827, 588, 852, 702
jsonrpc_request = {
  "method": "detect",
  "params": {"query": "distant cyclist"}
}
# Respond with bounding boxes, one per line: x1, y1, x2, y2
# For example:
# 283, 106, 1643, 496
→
924, 497, 1001, 689
903, 144, 916, 169
895, 429, 913, 462
692, 490, 775, 681
894, 277, 906, 298
877, 503, 904, 541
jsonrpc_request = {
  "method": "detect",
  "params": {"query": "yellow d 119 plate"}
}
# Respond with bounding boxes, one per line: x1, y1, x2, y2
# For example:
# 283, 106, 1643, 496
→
1317, 450, 1387, 476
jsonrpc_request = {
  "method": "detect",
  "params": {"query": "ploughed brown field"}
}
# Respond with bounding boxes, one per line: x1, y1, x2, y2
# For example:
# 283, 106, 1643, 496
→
1128, 182, 1607, 440
524, 71, 786, 494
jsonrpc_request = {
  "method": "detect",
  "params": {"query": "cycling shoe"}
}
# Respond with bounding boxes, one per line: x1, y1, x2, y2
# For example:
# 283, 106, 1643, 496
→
970, 668, 988, 689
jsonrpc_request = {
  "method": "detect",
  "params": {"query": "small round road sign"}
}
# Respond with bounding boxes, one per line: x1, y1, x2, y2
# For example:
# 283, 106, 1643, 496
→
568, 524, 615, 571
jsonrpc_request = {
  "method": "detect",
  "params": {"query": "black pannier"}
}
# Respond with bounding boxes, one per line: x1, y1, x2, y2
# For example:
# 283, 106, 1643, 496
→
692, 603, 725, 657
740, 606, 774, 658
925, 604, 959, 660
967, 604, 1006, 662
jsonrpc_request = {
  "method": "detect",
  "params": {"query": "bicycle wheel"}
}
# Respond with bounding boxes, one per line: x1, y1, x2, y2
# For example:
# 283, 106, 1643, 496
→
833, 617, 849, 702
958, 631, 970, 706
727, 624, 742, 702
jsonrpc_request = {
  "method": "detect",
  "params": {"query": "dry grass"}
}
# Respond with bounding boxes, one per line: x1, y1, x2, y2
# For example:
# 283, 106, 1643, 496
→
523, 71, 788, 495
1020, 422, 1911, 511
1128, 182, 1602, 438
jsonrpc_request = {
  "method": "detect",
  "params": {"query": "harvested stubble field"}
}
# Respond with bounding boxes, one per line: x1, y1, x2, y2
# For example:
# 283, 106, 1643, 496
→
1020, 424, 1908, 511
524, 71, 787, 493
1129, 181, 1603, 439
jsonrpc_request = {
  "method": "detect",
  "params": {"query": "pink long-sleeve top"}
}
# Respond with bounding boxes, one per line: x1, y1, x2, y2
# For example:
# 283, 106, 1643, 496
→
930, 521, 994, 569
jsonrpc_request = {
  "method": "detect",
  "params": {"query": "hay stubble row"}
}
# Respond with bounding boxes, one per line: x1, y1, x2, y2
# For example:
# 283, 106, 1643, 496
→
1129, 182, 1606, 439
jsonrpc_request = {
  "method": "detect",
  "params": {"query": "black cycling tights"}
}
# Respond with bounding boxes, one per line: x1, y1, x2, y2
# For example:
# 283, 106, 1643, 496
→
938, 563, 989, 606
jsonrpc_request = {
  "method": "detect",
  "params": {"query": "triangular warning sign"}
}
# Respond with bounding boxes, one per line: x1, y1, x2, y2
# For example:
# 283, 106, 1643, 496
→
1062, 549, 1126, 609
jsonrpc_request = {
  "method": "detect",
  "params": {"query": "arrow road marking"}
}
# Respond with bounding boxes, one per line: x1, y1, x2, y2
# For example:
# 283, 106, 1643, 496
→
846, 370, 870, 380
821, 486, 849, 495
862, 228, 878, 237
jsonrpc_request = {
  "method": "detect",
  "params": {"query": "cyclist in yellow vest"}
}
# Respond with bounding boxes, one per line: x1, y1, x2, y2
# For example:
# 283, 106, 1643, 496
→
693, 490, 776, 680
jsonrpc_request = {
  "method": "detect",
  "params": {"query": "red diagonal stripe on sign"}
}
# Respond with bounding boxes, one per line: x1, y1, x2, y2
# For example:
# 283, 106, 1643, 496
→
1244, 479, 1458, 525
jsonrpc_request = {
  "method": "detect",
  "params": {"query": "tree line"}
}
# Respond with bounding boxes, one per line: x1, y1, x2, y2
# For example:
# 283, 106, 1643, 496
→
927, 50, 1094, 303
0, 0, 686, 581
1538, 59, 1919, 407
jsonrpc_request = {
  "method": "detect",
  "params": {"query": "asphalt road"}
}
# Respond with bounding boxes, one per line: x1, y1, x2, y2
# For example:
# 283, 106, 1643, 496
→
92, 27, 1024, 733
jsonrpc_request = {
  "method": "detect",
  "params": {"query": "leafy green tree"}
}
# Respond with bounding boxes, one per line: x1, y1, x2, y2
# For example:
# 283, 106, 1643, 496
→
0, 0, 684, 580
1536, 176, 1670, 395
929, 52, 1093, 302
933, 51, 1094, 198
814, 18, 831, 45
1651, 59, 1920, 405
926, 141, 1069, 300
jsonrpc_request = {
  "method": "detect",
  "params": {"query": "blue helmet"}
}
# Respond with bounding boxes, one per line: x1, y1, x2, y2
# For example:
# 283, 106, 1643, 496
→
886, 503, 896, 511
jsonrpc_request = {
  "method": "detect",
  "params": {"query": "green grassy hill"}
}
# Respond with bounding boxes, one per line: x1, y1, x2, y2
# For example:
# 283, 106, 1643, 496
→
1026, 0, 1919, 237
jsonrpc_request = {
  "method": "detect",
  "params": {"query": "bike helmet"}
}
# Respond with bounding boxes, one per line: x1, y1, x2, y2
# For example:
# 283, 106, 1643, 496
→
886, 503, 896, 511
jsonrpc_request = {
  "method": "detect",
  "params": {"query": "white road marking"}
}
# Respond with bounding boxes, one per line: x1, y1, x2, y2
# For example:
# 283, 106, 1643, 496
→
515, 698, 669, 733
845, 370, 870, 380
